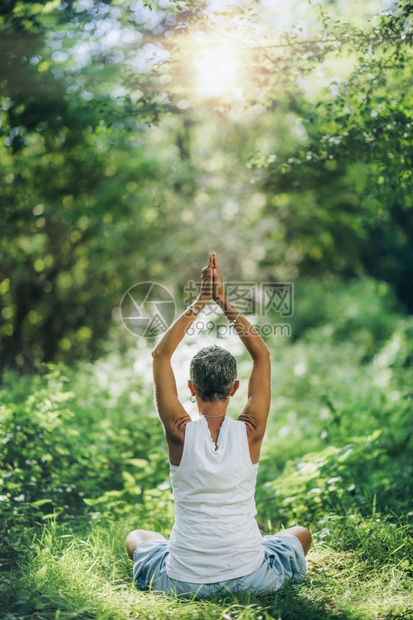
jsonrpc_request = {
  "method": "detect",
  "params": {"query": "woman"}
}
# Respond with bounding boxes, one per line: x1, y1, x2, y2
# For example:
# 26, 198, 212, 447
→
125, 252, 311, 597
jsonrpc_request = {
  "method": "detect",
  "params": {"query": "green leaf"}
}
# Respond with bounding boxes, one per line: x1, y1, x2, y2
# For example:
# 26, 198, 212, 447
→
30, 499, 53, 508
122, 471, 136, 486
125, 458, 148, 468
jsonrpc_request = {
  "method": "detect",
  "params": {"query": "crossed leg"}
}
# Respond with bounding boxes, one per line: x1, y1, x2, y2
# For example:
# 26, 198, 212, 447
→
125, 529, 166, 560
274, 526, 312, 555
125, 526, 311, 562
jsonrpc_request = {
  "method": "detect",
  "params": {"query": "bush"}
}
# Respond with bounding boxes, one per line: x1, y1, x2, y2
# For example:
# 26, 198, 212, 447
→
0, 362, 170, 566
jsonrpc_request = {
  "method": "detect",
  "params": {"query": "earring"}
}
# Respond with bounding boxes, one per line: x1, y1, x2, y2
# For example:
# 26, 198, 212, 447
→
190, 395, 195, 403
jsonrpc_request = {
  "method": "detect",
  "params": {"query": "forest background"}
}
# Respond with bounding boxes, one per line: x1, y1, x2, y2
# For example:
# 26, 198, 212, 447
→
0, 0, 412, 618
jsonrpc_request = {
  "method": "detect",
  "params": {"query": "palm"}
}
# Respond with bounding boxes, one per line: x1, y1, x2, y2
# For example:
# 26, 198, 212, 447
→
198, 255, 214, 301
211, 253, 224, 300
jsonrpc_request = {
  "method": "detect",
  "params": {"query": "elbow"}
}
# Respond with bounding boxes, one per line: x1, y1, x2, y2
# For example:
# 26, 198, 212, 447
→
151, 346, 162, 359
151, 345, 171, 359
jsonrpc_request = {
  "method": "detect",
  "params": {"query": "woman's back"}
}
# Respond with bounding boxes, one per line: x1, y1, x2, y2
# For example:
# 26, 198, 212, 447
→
167, 417, 264, 583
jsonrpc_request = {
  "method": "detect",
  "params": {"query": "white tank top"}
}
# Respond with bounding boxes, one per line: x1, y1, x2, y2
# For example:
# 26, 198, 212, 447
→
166, 416, 264, 583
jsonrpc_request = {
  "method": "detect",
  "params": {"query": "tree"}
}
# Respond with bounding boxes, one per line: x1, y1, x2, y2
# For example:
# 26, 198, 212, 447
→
246, 0, 413, 309
0, 0, 177, 372
1, 0, 412, 374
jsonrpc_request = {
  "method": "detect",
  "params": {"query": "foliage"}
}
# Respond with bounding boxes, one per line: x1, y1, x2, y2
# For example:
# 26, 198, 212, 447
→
0, 360, 170, 567
1, 279, 413, 618
1, 0, 413, 373
0, 0, 188, 372
250, 0, 413, 309
1, 1, 413, 616
257, 280, 413, 524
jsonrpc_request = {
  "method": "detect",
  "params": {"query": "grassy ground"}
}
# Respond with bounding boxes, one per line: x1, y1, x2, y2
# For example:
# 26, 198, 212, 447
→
1, 279, 412, 619
2, 516, 412, 620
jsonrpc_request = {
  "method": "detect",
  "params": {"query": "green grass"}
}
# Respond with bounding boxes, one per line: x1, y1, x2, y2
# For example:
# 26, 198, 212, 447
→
1, 279, 412, 619
2, 516, 412, 619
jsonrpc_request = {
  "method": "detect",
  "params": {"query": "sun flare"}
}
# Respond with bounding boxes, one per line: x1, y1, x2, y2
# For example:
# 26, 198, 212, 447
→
191, 38, 244, 100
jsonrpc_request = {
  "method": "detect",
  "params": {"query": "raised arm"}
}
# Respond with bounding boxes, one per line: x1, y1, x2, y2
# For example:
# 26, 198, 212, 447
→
151, 254, 213, 463
212, 253, 271, 460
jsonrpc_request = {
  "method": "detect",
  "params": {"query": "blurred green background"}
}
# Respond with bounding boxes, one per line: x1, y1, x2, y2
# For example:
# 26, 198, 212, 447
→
1, 0, 412, 373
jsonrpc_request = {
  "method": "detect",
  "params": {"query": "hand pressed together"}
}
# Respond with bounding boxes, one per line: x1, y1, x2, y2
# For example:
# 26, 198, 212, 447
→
197, 253, 214, 303
197, 251, 225, 305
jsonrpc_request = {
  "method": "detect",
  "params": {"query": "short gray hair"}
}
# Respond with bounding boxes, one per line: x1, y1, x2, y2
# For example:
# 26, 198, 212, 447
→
190, 345, 237, 403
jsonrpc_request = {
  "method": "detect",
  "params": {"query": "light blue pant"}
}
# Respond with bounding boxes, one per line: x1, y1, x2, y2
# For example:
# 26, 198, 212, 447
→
133, 534, 306, 598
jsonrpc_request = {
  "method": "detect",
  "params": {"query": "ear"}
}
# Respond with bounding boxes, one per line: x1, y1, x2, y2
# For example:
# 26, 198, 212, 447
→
230, 380, 240, 397
188, 379, 196, 396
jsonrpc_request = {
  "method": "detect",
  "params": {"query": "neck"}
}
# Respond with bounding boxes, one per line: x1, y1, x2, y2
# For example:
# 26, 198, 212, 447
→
197, 398, 229, 420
